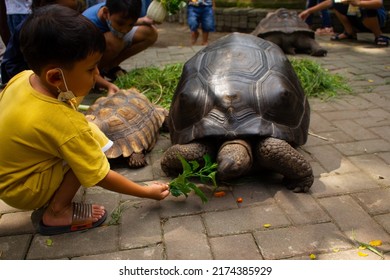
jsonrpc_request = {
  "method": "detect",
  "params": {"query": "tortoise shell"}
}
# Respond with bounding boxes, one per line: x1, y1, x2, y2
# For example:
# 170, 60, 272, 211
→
86, 88, 166, 160
252, 8, 315, 39
168, 32, 310, 147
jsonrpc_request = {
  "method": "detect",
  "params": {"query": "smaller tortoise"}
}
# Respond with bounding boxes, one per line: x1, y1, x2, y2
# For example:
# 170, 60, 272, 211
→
252, 8, 327, 57
86, 88, 167, 168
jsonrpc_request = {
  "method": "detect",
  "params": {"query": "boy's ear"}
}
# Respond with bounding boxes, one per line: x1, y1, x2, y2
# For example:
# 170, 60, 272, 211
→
101, 6, 110, 19
45, 68, 63, 88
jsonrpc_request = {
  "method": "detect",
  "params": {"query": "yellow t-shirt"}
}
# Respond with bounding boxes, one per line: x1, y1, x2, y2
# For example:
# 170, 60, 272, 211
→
0, 71, 111, 209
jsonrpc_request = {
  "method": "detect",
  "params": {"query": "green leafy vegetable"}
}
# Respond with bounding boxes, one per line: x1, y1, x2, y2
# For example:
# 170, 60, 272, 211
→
169, 154, 218, 203
159, 0, 187, 15
290, 58, 352, 100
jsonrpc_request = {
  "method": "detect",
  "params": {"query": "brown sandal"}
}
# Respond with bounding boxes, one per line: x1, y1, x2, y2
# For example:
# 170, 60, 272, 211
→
38, 202, 107, 235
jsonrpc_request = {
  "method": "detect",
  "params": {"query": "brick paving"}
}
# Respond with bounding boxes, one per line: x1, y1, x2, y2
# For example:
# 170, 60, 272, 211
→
1, 23, 390, 260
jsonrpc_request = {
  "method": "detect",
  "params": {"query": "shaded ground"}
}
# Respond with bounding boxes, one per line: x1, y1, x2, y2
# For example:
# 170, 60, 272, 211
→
153, 21, 230, 48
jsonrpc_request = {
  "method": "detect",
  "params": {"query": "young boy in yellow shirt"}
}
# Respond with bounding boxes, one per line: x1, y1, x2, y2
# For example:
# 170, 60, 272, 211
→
0, 4, 169, 235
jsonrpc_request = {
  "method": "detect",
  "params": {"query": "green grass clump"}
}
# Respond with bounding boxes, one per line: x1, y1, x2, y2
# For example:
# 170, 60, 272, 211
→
115, 63, 183, 109
290, 58, 352, 100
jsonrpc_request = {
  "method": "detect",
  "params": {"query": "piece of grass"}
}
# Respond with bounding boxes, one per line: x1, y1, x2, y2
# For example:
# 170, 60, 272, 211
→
108, 203, 129, 225
290, 58, 352, 100
115, 63, 183, 109
351, 231, 385, 259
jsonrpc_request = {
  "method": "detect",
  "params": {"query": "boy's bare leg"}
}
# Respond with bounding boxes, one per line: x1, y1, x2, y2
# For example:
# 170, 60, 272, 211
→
99, 25, 158, 71
201, 31, 209, 45
362, 16, 382, 38
334, 9, 356, 37
42, 169, 105, 227
191, 30, 199, 45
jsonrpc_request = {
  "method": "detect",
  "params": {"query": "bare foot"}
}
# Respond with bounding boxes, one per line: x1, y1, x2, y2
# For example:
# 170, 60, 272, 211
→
42, 203, 105, 227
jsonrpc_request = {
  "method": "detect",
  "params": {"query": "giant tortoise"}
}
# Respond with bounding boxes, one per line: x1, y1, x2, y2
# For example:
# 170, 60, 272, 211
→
252, 8, 327, 57
86, 88, 167, 168
160, 33, 313, 192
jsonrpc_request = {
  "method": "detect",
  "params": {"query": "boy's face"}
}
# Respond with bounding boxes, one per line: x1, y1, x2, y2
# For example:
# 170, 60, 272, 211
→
60, 52, 102, 97
107, 12, 136, 36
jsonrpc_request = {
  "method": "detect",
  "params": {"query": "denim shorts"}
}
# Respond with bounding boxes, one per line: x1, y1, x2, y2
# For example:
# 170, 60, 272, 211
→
187, 5, 215, 32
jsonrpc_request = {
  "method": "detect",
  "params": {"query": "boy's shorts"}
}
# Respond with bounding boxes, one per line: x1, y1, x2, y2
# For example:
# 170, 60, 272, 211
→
187, 5, 215, 32
123, 26, 139, 48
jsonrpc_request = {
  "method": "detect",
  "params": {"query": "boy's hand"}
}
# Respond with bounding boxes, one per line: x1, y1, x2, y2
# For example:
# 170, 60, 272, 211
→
146, 182, 170, 200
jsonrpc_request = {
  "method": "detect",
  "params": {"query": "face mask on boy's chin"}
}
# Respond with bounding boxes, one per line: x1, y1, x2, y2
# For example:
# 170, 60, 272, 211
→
106, 19, 127, 39
56, 68, 79, 110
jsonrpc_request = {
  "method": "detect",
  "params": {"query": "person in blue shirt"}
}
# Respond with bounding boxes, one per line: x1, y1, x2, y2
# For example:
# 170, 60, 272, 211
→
187, 0, 215, 45
83, 0, 158, 81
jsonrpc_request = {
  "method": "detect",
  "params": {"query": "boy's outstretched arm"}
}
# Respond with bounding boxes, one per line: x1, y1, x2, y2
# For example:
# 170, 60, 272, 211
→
98, 170, 169, 200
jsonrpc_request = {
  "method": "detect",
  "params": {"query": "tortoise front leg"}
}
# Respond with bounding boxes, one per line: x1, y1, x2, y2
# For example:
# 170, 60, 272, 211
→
256, 137, 313, 192
160, 142, 214, 176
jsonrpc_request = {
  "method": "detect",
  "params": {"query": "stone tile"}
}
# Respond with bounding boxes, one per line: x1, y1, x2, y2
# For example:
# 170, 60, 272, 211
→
272, 190, 331, 225
333, 119, 377, 140
0, 211, 35, 236
355, 114, 390, 128
308, 98, 337, 112
319, 195, 390, 242
203, 205, 290, 236
353, 189, 390, 215
73, 245, 164, 260
230, 181, 275, 207
209, 234, 263, 260
375, 213, 390, 234
304, 145, 359, 174
0, 235, 32, 260
253, 223, 352, 260
378, 152, 390, 164
323, 110, 370, 121
311, 172, 380, 197
334, 139, 390, 156
27, 225, 118, 259
163, 215, 212, 260
348, 154, 390, 186
114, 165, 155, 182
119, 200, 163, 250
309, 112, 337, 133
370, 126, 390, 139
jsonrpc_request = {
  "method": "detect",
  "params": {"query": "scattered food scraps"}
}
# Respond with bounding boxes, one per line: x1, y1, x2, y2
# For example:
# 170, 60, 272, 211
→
214, 191, 226, 197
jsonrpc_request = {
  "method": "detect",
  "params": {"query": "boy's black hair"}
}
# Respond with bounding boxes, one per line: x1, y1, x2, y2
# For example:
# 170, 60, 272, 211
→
20, 4, 106, 74
31, 0, 58, 10
106, 0, 142, 20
